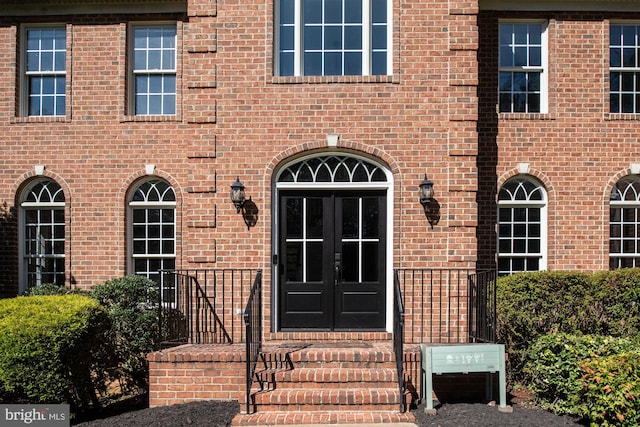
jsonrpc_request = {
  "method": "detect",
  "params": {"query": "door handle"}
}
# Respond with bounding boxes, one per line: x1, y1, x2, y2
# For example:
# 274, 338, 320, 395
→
334, 252, 341, 286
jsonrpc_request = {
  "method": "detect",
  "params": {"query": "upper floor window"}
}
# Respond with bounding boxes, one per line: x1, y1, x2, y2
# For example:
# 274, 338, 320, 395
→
497, 177, 547, 276
276, 0, 391, 76
22, 26, 66, 117
610, 24, 640, 114
499, 22, 547, 114
610, 176, 640, 268
130, 25, 176, 115
20, 179, 66, 292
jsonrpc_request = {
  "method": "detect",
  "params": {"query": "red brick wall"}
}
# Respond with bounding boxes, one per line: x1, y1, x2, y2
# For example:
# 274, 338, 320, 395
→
0, 0, 479, 308
478, 10, 640, 272
147, 344, 246, 407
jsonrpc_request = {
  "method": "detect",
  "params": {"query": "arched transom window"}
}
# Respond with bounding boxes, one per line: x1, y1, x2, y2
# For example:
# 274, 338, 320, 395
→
610, 176, 640, 269
128, 179, 176, 286
20, 179, 66, 291
277, 155, 388, 183
497, 177, 547, 276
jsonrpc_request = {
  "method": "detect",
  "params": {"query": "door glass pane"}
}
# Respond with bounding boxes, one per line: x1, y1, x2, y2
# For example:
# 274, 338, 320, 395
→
342, 198, 359, 238
307, 242, 323, 281
362, 242, 378, 281
307, 198, 323, 238
362, 197, 379, 238
286, 242, 302, 281
286, 198, 302, 238
342, 242, 358, 282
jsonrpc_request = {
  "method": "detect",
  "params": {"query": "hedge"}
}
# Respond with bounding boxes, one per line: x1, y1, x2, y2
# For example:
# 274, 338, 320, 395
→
0, 295, 112, 411
496, 269, 640, 383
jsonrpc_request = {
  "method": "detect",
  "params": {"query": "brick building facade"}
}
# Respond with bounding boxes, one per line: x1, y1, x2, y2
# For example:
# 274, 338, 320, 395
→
1, 0, 640, 341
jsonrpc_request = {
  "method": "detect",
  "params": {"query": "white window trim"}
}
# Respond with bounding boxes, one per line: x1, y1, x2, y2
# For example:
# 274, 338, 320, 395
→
20, 24, 67, 117
609, 22, 640, 114
127, 22, 178, 116
274, 0, 393, 76
496, 179, 548, 274
498, 20, 549, 114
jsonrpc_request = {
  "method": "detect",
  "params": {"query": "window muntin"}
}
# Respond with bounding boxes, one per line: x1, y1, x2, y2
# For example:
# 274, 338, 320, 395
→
610, 177, 640, 268
497, 178, 546, 276
610, 24, 640, 114
499, 22, 547, 114
24, 27, 66, 117
129, 179, 176, 299
20, 179, 66, 291
276, 0, 390, 76
131, 25, 176, 115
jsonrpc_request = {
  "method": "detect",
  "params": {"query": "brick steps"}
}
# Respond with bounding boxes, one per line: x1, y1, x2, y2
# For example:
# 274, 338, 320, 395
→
232, 410, 416, 426
232, 343, 416, 426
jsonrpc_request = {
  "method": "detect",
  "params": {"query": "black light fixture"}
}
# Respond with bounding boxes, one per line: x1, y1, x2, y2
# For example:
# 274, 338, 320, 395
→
419, 174, 440, 228
419, 174, 434, 207
230, 177, 246, 213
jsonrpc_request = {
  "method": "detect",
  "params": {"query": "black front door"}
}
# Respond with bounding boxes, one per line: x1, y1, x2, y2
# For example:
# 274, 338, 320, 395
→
278, 190, 386, 330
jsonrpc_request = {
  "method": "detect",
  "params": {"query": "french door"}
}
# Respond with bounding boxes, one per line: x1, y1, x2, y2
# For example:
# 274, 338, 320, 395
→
278, 190, 386, 330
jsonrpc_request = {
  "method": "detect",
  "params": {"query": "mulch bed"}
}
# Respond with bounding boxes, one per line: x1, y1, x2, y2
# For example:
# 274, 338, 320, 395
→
72, 392, 586, 427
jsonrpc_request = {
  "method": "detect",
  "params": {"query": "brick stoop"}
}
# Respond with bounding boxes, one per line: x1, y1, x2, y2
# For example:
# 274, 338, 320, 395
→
231, 343, 416, 426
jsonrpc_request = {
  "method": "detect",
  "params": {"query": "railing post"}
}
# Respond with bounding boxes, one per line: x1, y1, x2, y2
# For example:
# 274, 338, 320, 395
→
393, 269, 405, 413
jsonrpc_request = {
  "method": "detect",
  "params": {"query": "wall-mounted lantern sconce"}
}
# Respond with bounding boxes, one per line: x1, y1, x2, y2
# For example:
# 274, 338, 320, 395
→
231, 177, 259, 229
230, 177, 246, 213
418, 174, 434, 206
419, 174, 440, 228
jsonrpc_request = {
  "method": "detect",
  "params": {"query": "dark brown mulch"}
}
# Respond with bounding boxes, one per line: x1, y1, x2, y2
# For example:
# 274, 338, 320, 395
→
72, 396, 586, 427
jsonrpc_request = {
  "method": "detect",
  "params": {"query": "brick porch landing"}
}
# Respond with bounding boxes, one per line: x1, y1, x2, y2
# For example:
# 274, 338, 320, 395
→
148, 342, 419, 426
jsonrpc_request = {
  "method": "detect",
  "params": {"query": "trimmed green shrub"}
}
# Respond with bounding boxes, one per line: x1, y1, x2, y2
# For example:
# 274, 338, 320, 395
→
0, 295, 112, 411
589, 268, 640, 337
524, 333, 638, 416
22, 283, 78, 296
88, 275, 160, 392
580, 351, 640, 427
496, 271, 595, 379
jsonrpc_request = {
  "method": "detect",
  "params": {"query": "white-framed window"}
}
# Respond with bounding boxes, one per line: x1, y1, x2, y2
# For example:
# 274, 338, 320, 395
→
128, 180, 176, 291
610, 176, 640, 268
275, 0, 391, 76
130, 24, 176, 115
22, 26, 67, 117
610, 24, 640, 114
20, 179, 66, 292
498, 21, 548, 114
497, 177, 547, 276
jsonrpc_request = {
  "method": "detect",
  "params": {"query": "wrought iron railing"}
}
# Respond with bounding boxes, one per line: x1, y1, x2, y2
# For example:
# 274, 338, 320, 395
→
468, 270, 497, 343
394, 268, 496, 344
158, 269, 259, 346
244, 269, 263, 414
158, 271, 232, 346
393, 269, 406, 412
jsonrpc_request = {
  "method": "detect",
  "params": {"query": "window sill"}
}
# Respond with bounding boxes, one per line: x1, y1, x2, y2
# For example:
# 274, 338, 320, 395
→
270, 75, 398, 84
498, 112, 554, 120
605, 113, 640, 121
120, 114, 181, 123
12, 116, 70, 124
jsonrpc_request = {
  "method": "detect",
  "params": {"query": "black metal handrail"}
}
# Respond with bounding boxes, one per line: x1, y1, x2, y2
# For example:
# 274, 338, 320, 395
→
393, 269, 406, 413
244, 269, 263, 414
158, 270, 232, 346
468, 270, 497, 343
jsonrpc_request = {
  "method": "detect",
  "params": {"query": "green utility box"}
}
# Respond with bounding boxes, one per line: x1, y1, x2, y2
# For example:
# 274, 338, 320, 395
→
420, 343, 512, 414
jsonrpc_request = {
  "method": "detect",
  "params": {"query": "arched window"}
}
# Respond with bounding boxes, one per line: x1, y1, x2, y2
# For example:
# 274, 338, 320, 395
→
497, 177, 547, 275
128, 179, 176, 286
20, 179, 66, 291
610, 176, 640, 268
